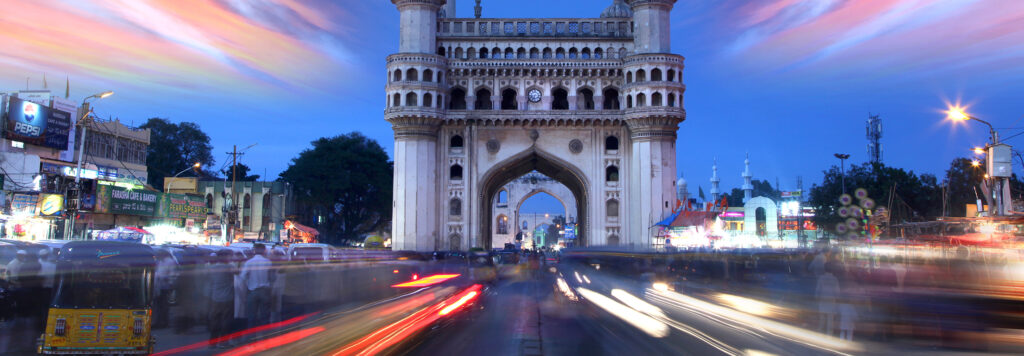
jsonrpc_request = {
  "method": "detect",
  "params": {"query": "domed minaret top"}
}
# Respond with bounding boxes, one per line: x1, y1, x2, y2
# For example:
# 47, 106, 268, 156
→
601, 0, 633, 18
676, 174, 689, 205
742, 152, 754, 204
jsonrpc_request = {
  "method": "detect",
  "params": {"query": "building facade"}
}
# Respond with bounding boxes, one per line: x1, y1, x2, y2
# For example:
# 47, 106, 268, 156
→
388, 0, 685, 251
197, 180, 294, 243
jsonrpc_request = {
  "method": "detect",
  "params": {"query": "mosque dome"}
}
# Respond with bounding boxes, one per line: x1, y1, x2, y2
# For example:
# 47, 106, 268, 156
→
600, 0, 633, 18
676, 177, 686, 187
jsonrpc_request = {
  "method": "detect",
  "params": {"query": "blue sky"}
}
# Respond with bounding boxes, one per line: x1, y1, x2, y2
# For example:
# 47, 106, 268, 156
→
3, 0, 1023, 214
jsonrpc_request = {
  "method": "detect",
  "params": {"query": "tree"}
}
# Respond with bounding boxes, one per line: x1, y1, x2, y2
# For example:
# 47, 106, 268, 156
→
545, 215, 566, 247
140, 118, 215, 188
808, 162, 941, 236
222, 162, 261, 181
279, 133, 392, 244
943, 157, 1024, 216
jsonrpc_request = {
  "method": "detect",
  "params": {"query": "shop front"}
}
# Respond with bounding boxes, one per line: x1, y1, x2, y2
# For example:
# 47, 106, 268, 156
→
1, 192, 66, 241
147, 193, 209, 245
283, 220, 319, 244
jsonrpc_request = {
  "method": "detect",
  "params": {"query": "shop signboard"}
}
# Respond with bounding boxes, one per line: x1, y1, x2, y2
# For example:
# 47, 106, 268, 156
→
51, 97, 79, 162
95, 185, 158, 216
38, 194, 64, 216
157, 193, 208, 219
11, 193, 39, 215
206, 214, 221, 232
3, 96, 71, 149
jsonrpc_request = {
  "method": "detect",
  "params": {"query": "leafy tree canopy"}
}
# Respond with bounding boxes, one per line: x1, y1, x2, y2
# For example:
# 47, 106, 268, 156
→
140, 118, 215, 188
279, 133, 392, 244
808, 162, 941, 234
222, 162, 261, 181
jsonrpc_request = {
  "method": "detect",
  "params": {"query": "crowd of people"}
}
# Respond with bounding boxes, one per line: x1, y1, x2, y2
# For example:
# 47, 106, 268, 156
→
0, 248, 58, 352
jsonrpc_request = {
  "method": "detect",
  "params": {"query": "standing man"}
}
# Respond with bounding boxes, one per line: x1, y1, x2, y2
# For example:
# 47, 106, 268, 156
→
240, 244, 274, 329
153, 250, 177, 329
207, 250, 235, 348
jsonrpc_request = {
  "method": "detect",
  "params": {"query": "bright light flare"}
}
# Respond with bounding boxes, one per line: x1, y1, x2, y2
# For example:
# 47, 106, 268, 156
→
438, 291, 479, 315
555, 277, 578, 301
577, 288, 669, 338
973, 147, 985, 155
582, 275, 591, 284
611, 289, 665, 318
652, 282, 670, 292
391, 274, 460, 288
713, 293, 777, 317
971, 159, 981, 167
946, 103, 971, 121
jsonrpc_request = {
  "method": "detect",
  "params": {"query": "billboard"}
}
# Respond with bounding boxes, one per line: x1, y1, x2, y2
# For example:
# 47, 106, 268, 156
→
157, 193, 208, 219
4, 96, 71, 149
11, 193, 39, 215
38, 194, 64, 216
95, 184, 158, 216
51, 96, 79, 162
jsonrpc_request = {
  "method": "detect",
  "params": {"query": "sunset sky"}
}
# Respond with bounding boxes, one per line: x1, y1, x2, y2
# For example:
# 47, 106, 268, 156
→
2, 0, 1023, 213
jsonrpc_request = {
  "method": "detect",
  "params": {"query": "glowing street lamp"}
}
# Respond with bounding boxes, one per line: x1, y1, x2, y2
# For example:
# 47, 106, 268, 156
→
971, 159, 981, 167
973, 147, 986, 155
947, 105, 998, 144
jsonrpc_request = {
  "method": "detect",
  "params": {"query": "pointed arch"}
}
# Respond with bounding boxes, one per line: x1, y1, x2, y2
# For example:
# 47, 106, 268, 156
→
475, 88, 492, 110
449, 87, 467, 109
602, 87, 620, 110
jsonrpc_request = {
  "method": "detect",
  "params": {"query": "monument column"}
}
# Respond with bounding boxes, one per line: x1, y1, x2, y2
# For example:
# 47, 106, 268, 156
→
390, 116, 442, 251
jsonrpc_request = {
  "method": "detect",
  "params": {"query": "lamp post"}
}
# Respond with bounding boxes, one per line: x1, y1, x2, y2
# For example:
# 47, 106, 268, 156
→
67, 91, 113, 240
949, 106, 1008, 215
165, 162, 201, 193
833, 153, 850, 196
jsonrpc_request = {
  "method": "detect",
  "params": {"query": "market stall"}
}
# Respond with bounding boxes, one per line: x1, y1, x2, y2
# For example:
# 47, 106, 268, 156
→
283, 220, 319, 243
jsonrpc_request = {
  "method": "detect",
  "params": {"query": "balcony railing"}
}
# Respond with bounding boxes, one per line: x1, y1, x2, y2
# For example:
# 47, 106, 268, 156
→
438, 18, 632, 39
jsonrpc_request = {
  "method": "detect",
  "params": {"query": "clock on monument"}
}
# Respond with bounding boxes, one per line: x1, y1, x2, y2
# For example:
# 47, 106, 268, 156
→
528, 89, 542, 103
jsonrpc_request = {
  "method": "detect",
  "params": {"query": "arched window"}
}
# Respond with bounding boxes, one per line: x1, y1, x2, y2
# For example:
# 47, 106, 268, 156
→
450, 134, 464, 148
450, 198, 462, 216
468, 47, 477, 59
529, 48, 540, 59
496, 215, 509, 235
504, 47, 514, 59
262, 194, 271, 215
450, 164, 463, 180
437, 47, 445, 56
392, 93, 401, 107
497, 190, 508, 204
393, 70, 402, 82
437, 95, 443, 108
206, 193, 214, 209
578, 88, 594, 110
455, 47, 464, 59
437, 71, 443, 83
626, 95, 633, 108
581, 48, 591, 59
605, 136, 619, 151
475, 88, 492, 110
501, 88, 517, 110
607, 199, 619, 217
542, 48, 553, 59
636, 69, 646, 82
606, 165, 619, 182
651, 68, 662, 81
626, 72, 633, 83
479, 47, 488, 58
668, 93, 676, 107
603, 88, 620, 109
551, 88, 569, 110
608, 234, 620, 245
594, 48, 604, 59
652, 92, 662, 106
423, 93, 433, 108
556, 48, 566, 59
406, 68, 418, 81
636, 93, 646, 107
667, 69, 675, 82
243, 193, 251, 209
492, 47, 501, 59
449, 88, 467, 109
517, 47, 526, 59
449, 234, 461, 250
406, 92, 418, 106
619, 48, 627, 58
423, 69, 433, 83
568, 47, 578, 59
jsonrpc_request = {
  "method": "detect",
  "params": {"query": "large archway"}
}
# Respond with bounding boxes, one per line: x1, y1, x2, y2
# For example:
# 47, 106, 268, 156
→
477, 148, 589, 249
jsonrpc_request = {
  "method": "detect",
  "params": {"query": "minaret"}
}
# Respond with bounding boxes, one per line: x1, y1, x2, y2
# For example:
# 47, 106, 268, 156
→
710, 159, 720, 203
676, 174, 689, 206
440, 0, 456, 18
742, 153, 753, 203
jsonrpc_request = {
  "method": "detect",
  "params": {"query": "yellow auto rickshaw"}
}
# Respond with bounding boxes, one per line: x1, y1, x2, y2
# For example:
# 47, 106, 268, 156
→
38, 241, 156, 354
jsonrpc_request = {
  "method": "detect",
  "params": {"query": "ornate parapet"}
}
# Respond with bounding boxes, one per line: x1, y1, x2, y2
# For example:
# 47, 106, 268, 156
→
443, 109, 627, 127
624, 107, 685, 140
391, 0, 445, 10
622, 53, 685, 66
387, 53, 449, 66
437, 18, 633, 39
625, 0, 677, 10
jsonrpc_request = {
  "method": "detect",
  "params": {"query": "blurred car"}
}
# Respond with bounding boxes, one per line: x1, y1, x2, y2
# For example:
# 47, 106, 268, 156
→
469, 251, 497, 284
288, 243, 333, 262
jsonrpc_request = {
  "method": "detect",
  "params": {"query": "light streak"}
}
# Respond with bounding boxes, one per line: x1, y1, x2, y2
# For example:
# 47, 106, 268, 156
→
217, 327, 325, 356
576, 287, 669, 338
391, 274, 460, 288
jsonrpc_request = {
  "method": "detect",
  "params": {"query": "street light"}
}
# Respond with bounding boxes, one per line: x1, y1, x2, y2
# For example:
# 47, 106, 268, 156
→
947, 105, 998, 143
833, 153, 850, 195
166, 162, 202, 193
973, 147, 986, 155
68, 91, 113, 240
971, 159, 981, 167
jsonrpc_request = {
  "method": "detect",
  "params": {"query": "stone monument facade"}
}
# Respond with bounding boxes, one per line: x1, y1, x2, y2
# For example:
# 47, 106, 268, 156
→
387, 0, 685, 250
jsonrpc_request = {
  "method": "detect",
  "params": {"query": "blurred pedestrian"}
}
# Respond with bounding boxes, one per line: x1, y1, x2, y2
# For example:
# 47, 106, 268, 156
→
241, 244, 274, 329
4, 250, 42, 352
153, 249, 177, 329
816, 261, 840, 336
208, 250, 235, 349
38, 249, 56, 303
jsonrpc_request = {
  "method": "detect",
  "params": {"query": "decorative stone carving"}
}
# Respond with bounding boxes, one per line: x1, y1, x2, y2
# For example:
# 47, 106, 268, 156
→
486, 139, 501, 153
569, 139, 583, 154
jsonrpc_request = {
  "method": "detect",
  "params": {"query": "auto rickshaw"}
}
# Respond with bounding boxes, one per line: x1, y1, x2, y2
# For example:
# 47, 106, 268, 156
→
38, 241, 157, 355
